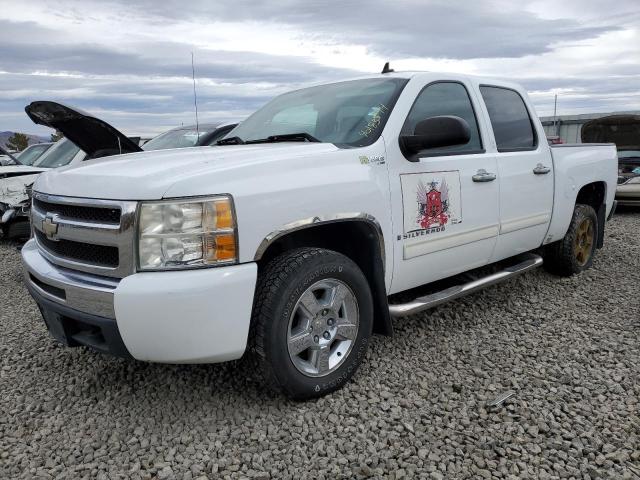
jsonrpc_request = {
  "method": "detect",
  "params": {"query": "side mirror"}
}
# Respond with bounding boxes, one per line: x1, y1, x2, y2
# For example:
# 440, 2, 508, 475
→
400, 115, 471, 158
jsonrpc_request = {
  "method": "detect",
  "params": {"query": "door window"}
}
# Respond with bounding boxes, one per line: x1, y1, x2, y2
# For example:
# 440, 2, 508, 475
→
480, 86, 537, 151
402, 82, 483, 156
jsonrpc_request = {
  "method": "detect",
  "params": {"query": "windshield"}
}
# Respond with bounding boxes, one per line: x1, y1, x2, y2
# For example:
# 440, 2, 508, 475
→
618, 150, 640, 159
17, 144, 51, 166
33, 139, 82, 168
143, 128, 216, 151
227, 78, 408, 147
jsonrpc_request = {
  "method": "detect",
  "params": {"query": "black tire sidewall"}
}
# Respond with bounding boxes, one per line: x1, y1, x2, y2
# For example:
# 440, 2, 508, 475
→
263, 251, 373, 399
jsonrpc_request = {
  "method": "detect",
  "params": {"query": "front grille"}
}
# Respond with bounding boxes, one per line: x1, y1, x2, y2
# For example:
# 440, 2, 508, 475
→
33, 198, 121, 224
35, 230, 119, 268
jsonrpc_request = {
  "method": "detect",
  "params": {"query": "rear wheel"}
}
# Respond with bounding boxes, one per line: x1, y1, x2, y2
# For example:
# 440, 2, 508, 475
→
252, 247, 373, 400
543, 204, 598, 276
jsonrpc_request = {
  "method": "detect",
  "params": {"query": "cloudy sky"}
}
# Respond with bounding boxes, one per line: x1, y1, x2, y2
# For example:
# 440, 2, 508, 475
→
1, 0, 639, 137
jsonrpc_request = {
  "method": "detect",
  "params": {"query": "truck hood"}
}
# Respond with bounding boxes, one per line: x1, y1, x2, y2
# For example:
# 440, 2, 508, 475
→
0, 165, 47, 178
34, 143, 341, 200
581, 114, 640, 150
25, 101, 142, 158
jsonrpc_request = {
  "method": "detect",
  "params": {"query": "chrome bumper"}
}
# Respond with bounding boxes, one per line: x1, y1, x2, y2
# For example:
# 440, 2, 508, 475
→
21, 239, 119, 318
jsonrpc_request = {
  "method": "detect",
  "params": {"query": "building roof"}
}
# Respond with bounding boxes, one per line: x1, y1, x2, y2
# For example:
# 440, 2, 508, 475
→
540, 110, 640, 125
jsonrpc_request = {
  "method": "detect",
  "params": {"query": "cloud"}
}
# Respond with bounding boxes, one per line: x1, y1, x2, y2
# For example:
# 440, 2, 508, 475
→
90, 0, 621, 59
0, 1, 638, 136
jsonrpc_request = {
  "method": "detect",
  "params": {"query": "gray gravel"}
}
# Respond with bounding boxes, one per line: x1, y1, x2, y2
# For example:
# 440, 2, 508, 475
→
1, 211, 639, 479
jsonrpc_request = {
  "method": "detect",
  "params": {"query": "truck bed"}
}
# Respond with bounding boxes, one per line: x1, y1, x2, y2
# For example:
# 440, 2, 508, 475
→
545, 143, 618, 245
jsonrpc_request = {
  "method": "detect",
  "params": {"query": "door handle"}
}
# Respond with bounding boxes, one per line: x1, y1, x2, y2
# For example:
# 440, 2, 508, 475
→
533, 163, 551, 175
472, 169, 497, 182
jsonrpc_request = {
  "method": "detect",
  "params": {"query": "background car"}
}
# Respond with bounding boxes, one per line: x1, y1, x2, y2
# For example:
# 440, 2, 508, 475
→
581, 114, 640, 207
1, 101, 240, 239
15, 142, 53, 166
0, 149, 19, 166
142, 122, 237, 151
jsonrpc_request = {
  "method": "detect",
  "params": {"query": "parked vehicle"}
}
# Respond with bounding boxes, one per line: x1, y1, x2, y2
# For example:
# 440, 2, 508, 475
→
581, 114, 640, 206
0, 149, 19, 166
0, 138, 85, 238
21, 71, 617, 399
143, 123, 237, 151
1, 102, 240, 239
16, 142, 53, 166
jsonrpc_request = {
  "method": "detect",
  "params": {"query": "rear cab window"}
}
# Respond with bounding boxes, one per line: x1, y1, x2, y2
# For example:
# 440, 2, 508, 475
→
479, 86, 537, 152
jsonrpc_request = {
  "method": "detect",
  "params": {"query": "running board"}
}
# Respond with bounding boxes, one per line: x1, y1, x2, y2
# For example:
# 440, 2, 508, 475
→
388, 253, 543, 318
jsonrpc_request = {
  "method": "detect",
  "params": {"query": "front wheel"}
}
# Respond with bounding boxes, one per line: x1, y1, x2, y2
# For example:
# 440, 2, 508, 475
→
543, 204, 598, 276
252, 248, 373, 400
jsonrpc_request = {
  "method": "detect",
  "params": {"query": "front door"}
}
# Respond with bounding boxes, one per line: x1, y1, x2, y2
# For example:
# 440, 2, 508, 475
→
387, 80, 500, 294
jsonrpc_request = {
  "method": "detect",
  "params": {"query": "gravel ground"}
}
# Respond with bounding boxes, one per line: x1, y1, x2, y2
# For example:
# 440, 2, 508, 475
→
1, 211, 639, 480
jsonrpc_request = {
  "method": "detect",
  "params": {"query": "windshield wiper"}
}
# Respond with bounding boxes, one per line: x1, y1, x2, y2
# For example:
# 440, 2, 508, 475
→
216, 136, 245, 145
245, 133, 321, 144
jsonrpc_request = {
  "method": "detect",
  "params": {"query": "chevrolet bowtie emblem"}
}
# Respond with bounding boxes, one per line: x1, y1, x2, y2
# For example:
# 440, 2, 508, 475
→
42, 214, 59, 241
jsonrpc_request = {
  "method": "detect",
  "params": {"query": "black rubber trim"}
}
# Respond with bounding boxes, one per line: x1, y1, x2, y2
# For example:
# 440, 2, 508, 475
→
607, 200, 617, 221
27, 283, 132, 359
596, 203, 606, 249
371, 244, 393, 336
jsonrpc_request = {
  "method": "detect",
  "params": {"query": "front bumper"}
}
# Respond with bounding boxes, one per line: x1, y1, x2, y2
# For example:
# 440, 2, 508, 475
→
22, 239, 258, 363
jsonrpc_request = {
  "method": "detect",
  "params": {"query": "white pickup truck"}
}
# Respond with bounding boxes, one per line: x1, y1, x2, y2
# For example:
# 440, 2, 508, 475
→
22, 70, 617, 399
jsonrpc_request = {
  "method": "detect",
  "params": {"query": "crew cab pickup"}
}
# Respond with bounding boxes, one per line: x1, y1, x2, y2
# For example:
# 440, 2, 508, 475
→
22, 71, 617, 399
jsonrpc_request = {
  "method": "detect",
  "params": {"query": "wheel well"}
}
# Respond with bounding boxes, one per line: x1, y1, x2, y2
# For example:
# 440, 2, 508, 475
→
575, 181, 606, 249
257, 221, 393, 336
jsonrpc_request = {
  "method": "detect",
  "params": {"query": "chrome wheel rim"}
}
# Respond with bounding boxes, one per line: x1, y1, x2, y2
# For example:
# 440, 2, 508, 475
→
287, 278, 359, 377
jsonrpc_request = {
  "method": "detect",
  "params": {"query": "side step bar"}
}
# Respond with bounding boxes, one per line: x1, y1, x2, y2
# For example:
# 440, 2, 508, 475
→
389, 253, 543, 318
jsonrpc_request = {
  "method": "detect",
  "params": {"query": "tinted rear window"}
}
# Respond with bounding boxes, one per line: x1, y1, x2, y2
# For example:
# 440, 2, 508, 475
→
480, 86, 536, 151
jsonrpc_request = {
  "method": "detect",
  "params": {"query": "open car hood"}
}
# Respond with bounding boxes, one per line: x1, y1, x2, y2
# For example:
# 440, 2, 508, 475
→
581, 114, 640, 150
25, 101, 142, 159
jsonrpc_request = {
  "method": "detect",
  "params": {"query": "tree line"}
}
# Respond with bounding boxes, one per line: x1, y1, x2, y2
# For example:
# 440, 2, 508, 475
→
5, 131, 63, 151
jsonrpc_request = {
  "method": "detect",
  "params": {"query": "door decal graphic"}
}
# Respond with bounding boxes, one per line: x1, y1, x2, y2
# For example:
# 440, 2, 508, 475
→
399, 171, 462, 241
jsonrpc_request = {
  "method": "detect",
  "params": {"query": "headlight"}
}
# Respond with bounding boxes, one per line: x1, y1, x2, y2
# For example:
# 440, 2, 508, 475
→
137, 196, 237, 270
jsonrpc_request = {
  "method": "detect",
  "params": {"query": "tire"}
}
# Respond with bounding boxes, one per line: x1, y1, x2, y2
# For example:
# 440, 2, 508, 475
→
4, 220, 31, 240
543, 204, 598, 276
252, 247, 373, 400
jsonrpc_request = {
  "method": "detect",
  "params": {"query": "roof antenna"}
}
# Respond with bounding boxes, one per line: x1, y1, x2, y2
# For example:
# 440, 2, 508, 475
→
381, 62, 394, 74
191, 52, 200, 137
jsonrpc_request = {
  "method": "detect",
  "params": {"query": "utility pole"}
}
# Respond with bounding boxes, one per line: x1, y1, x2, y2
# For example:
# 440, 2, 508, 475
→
553, 94, 558, 136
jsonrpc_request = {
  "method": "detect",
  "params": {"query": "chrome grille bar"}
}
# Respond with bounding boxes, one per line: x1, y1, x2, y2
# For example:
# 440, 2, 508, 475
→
32, 192, 138, 279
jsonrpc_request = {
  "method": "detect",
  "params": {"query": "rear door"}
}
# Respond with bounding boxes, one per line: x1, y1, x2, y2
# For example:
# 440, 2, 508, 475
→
478, 85, 554, 261
387, 79, 500, 294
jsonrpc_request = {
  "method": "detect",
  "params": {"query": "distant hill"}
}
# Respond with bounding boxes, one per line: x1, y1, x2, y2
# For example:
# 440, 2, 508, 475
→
0, 131, 50, 150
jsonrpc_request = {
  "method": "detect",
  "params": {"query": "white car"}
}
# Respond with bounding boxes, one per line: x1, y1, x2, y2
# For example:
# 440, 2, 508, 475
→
22, 70, 617, 399
0, 138, 88, 238
0, 149, 19, 166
